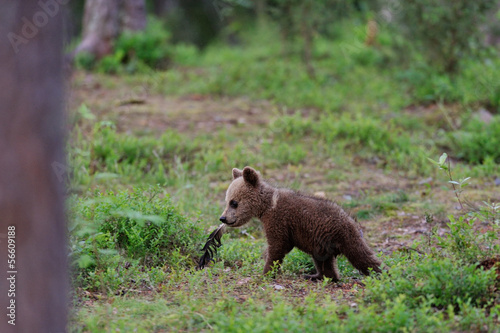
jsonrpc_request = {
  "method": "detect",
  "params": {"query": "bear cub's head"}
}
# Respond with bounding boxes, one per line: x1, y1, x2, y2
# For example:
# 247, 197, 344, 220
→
219, 166, 262, 227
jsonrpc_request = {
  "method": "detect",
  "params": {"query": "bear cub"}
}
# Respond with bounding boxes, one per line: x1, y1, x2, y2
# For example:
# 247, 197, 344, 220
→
219, 166, 381, 281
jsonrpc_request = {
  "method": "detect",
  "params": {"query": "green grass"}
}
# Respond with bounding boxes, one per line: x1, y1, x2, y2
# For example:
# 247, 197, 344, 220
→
71, 255, 499, 332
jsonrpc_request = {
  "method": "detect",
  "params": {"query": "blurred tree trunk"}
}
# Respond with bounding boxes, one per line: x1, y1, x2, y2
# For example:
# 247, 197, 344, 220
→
255, 0, 267, 28
0, 1, 67, 333
152, 0, 179, 15
485, 2, 500, 46
300, 2, 316, 79
122, 0, 147, 31
72, 0, 146, 60
73, 0, 120, 59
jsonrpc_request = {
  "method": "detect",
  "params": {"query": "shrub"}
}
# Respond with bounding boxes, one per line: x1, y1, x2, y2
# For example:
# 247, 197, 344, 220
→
69, 186, 205, 291
97, 17, 171, 73
395, 0, 495, 73
365, 255, 496, 310
431, 215, 500, 264
397, 66, 460, 103
426, 153, 500, 263
74, 51, 96, 71
449, 115, 500, 164
74, 186, 204, 263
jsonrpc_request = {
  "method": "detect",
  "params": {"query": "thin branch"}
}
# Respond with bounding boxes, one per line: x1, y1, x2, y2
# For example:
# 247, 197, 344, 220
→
446, 157, 464, 210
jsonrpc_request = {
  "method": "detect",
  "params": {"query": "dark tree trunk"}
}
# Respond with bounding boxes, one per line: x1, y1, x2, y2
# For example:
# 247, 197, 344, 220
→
0, 2, 68, 333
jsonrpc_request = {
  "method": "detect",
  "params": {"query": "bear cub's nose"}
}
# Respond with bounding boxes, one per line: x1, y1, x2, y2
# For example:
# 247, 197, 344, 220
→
219, 216, 227, 223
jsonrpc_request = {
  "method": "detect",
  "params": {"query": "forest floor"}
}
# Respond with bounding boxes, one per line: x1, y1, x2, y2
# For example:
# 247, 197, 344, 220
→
68, 70, 500, 332
69, 71, 498, 250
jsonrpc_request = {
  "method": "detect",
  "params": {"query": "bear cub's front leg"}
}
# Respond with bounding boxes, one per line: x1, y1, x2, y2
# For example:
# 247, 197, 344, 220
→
262, 244, 291, 276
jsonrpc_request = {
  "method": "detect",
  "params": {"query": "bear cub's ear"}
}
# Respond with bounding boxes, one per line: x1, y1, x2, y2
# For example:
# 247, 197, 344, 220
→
232, 168, 243, 179
242, 166, 259, 187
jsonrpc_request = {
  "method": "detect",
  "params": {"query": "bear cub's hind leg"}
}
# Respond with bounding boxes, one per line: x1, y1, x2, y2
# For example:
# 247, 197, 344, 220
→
304, 256, 340, 281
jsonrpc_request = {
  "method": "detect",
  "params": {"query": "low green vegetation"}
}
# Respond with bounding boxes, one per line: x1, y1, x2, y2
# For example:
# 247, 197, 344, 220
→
68, 9, 499, 333
450, 115, 500, 164
75, 17, 172, 74
69, 186, 205, 294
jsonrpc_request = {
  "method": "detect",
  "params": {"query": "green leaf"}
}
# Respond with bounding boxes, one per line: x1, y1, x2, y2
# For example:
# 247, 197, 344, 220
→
97, 249, 118, 256
438, 153, 448, 166
112, 209, 164, 226
460, 177, 471, 185
94, 172, 120, 180
78, 104, 96, 120
77, 254, 95, 269
426, 157, 439, 165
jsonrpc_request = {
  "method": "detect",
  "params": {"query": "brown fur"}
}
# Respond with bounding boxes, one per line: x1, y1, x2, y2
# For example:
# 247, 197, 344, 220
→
220, 166, 382, 281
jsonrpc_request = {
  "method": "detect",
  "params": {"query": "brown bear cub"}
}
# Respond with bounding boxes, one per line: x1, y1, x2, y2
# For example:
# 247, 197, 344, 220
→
219, 166, 382, 281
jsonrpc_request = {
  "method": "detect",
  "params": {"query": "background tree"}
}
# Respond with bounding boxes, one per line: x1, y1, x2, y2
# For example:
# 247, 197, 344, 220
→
72, 0, 147, 60
163, 0, 222, 49
0, 1, 67, 332
394, 0, 496, 74
266, 0, 377, 79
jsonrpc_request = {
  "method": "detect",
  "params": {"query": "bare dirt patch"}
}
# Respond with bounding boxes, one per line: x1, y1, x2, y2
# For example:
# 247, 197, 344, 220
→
69, 72, 273, 136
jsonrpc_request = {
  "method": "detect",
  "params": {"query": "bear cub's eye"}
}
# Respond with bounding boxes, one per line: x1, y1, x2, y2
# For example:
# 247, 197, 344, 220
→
229, 200, 238, 209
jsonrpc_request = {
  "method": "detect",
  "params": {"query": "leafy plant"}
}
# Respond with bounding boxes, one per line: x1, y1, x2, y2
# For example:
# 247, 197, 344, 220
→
365, 255, 496, 309
74, 51, 96, 71
449, 115, 500, 164
426, 153, 500, 262
431, 215, 498, 264
97, 17, 171, 73
69, 186, 205, 292
427, 153, 469, 209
